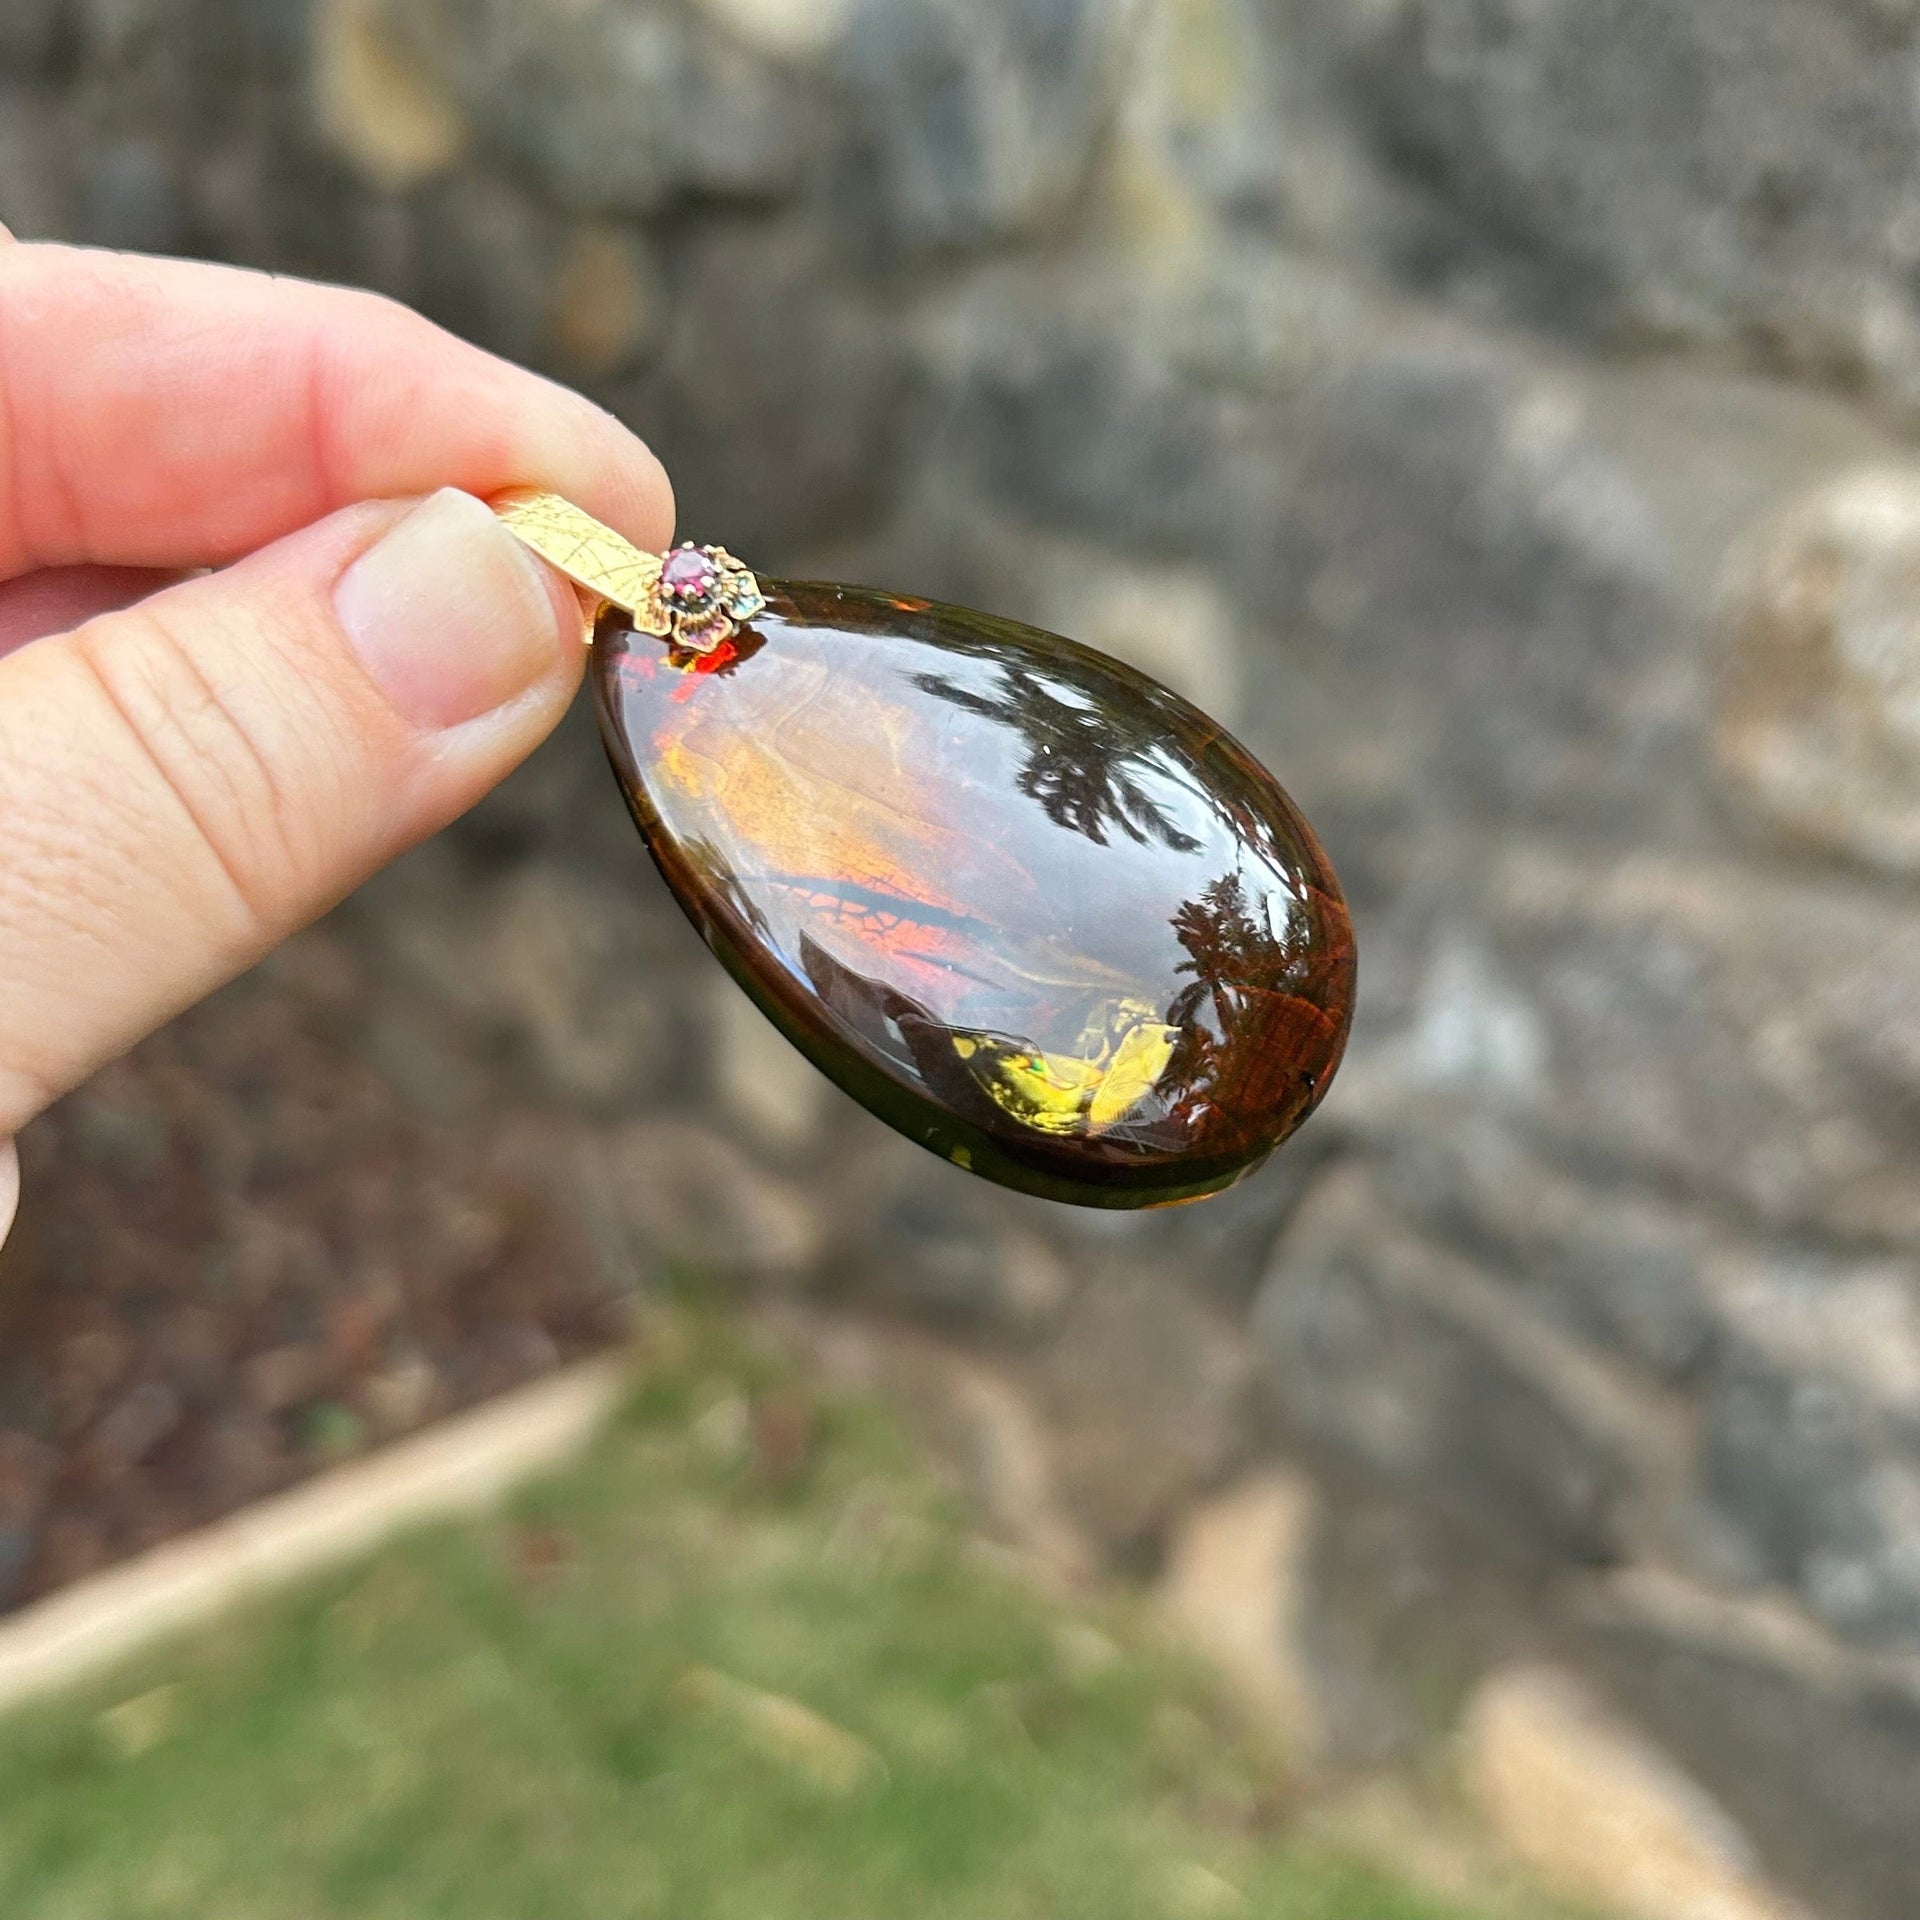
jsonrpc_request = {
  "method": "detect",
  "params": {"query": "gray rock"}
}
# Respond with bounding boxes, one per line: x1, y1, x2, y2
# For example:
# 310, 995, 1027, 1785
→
605, 1118, 825, 1280
1715, 466, 1920, 873
1157, 1472, 1325, 1760
709, 973, 833, 1157
1291, 1485, 1521, 1766
843, 1174, 1071, 1338
1254, 1167, 1641, 1568
1462, 1664, 1795, 1920
1587, 1613, 1920, 1920
0, 0, 68, 74
1701, 1349, 1920, 1648
842, 0, 1135, 250
413, 0, 815, 214
1348, 844, 1920, 1247
312, 0, 470, 193
406, 170, 563, 371
545, 219, 664, 379
1324, 0, 1920, 410
0, 84, 70, 239
958, 268, 1234, 549
1703, 1245, 1920, 1425
959, 257, 1685, 830
631, 221, 920, 555
1034, 1268, 1254, 1549
690, 0, 853, 62
1115, 0, 1290, 222
1378, 1121, 1717, 1382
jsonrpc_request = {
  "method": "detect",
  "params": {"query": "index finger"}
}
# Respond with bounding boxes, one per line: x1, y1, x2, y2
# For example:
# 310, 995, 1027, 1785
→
0, 244, 674, 579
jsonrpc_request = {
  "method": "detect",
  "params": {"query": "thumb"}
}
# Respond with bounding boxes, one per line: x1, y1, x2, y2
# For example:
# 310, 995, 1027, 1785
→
0, 489, 591, 1135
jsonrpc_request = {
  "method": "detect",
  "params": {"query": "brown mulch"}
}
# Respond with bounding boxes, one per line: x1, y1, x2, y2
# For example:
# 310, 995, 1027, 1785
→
0, 932, 635, 1614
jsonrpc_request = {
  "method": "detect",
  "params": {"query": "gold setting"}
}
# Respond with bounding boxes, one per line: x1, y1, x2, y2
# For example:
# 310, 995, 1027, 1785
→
490, 488, 766, 655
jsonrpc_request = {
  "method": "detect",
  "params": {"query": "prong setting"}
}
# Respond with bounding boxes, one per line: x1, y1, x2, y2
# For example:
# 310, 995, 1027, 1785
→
489, 491, 765, 660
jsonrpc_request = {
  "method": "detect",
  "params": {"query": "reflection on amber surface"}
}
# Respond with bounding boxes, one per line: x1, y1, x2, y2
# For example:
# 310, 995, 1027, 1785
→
912, 652, 1205, 853
593, 584, 1354, 1208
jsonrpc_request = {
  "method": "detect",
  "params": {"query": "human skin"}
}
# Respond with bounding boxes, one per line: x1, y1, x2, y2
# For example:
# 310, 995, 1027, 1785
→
0, 234, 677, 1250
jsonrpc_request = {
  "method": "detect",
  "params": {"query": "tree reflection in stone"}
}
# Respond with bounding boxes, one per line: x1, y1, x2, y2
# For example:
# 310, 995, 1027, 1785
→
1163, 870, 1342, 1138
912, 657, 1204, 854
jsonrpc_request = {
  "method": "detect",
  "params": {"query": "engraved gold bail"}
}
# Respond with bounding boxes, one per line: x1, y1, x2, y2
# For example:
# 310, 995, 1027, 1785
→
490, 488, 766, 656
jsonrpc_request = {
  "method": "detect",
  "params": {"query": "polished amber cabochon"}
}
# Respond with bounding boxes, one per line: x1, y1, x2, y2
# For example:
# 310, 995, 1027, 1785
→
592, 583, 1354, 1208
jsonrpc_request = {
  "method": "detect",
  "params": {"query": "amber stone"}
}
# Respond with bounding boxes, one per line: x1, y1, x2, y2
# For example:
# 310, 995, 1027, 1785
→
592, 583, 1355, 1209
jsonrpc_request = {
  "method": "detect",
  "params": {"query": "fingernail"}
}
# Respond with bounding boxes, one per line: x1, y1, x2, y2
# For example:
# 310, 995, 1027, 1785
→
0, 1140, 17, 1255
334, 488, 578, 731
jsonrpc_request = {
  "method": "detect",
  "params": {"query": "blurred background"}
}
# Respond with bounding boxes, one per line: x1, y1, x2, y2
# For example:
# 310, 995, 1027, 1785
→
3, 2, 1920, 1916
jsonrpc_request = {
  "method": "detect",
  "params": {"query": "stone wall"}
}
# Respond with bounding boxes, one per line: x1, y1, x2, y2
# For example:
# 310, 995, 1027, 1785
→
6, 2, 1920, 1914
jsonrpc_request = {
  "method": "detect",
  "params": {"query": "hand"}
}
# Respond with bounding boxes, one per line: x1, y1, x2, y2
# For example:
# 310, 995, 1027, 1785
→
0, 238, 675, 1252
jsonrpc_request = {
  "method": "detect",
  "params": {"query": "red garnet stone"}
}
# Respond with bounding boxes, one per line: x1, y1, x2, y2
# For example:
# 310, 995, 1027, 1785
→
661, 546, 719, 604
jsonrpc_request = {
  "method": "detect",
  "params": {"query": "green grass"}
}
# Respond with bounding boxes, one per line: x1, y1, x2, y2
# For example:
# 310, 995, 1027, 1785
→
0, 1313, 1564, 1920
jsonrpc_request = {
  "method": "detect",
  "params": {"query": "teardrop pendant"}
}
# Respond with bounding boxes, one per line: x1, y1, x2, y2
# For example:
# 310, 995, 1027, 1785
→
494, 492, 1355, 1210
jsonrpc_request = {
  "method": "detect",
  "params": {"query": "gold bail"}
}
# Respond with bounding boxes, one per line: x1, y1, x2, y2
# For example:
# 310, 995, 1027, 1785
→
490, 488, 662, 630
